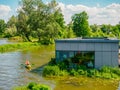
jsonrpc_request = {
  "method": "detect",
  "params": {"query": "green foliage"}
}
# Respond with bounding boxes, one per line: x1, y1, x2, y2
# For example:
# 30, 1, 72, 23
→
43, 65, 60, 77
90, 24, 120, 39
100, 66, 112, 73
44, 58, 120, 80
0, 42, 40, 53
5, 15, 17, 38
43, 65, 68, 77
16, 0, 66, 44
69, 69, 79, 76
72, 11, 91, 37
13, 82, 51, 90
0, 19, 6, 35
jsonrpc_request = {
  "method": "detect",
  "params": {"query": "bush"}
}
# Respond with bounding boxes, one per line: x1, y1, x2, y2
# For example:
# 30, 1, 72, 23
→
45, 58, 120, 80
59, 70, 68, 76
48, 58, 56, 65
13, 82, 51, 90
111, 67, 120, 76
100, 66, 112, 73
77, 69, 85, 75
69, 69, 79, 76
43, 65, 60, 77
101, 72, 112, 79
87, 69, 98, 77
27, 82, 50, 90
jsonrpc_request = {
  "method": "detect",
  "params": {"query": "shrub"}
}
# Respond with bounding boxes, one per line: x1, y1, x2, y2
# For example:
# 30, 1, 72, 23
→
76, 65, 87, 70
57, 62, 68, 70
101, 72, 112, 79
48, 58, 56, 65
100, 66, 112, 73
59, 70, 68, 76
27, 82, 37, 89
111, 67, 120, 76
13, 82, 51, 90
43, 65, 60, 77
77, 69, 85, 75
87, 69, 96, 77
69, 69, 79, 76
28, 83, 50, 90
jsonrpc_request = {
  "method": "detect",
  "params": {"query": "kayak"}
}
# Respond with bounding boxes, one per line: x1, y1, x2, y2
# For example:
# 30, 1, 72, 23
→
25, 64, 31, 70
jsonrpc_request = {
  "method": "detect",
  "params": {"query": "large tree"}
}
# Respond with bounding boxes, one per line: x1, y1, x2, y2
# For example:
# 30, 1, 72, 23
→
16, 0, 65, 43
5, 15, 17, 37
0, 19, 6, 35
16, 11, 31, 41
72, 11, 91, 37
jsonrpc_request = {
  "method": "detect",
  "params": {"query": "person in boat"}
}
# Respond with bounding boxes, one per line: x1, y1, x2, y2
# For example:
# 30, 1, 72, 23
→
25, 60, 31, 70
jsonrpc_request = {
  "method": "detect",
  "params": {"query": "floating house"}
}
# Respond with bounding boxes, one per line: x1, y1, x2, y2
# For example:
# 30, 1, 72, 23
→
55, 38, 119, 68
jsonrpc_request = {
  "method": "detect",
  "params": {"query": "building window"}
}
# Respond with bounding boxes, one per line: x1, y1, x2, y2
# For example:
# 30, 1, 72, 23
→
56, 50, 94, 68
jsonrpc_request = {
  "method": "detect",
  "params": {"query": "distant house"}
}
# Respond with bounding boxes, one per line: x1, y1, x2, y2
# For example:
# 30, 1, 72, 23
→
55, 38, 119, 69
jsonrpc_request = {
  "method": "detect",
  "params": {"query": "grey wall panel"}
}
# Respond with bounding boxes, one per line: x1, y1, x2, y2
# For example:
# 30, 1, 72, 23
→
61, 43, 70, 50
70, 43, 79, 51
111, 43, 119, 51
86, 43, 95, 51
78, 43, 87, 51
95, 52, 102, 69
102, 43, 111, 51
56, 43, 62, 50
102, 52, 111, 66
95, 43, 102, 51
56, 43, 71, 50
111, 52, 118, 67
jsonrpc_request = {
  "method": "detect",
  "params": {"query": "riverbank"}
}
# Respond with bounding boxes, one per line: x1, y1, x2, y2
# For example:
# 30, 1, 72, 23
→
0, 42, 41, 53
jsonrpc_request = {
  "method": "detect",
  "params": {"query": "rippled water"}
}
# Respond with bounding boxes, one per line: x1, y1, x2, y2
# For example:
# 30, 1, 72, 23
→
0, 45, 55, 90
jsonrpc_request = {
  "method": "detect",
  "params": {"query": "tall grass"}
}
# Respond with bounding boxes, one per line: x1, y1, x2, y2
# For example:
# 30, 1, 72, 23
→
0, 42, 40, 53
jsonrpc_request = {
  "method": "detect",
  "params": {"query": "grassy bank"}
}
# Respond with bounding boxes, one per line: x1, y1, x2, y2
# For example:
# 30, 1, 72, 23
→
0, 42, 41, 53
13, 82, 51, 90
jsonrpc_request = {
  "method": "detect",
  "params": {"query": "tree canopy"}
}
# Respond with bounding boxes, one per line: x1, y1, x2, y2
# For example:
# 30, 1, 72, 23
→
72, 11, 91, 37
0, 0, 120, 44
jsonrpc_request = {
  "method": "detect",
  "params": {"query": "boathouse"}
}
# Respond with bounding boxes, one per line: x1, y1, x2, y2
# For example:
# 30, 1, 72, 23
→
55, 38, 119, 68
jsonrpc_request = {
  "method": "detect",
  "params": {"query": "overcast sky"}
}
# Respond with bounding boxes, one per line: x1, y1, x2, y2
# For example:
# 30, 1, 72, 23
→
0, 0, 120, 25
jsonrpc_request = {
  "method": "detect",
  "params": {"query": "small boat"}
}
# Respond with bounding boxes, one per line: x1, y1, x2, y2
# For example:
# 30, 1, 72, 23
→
25, 64, 31, 70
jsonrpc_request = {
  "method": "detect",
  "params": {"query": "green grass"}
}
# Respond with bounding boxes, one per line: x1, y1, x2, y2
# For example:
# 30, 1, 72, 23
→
13, 82, 51, 90
0, 42, 41, 53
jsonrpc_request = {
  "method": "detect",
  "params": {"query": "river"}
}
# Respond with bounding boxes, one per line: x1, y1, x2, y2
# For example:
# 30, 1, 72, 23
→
0, 39, 119, 90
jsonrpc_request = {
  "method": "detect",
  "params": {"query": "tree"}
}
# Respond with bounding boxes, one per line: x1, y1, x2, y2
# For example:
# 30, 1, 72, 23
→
5, 15, 17, 37
0, 19, 6, 35
16, 0, 66, 43
16, 11, 31, 41
72, 11, 91, 37
66, 22, 76, 38
28, 0, 65, 43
